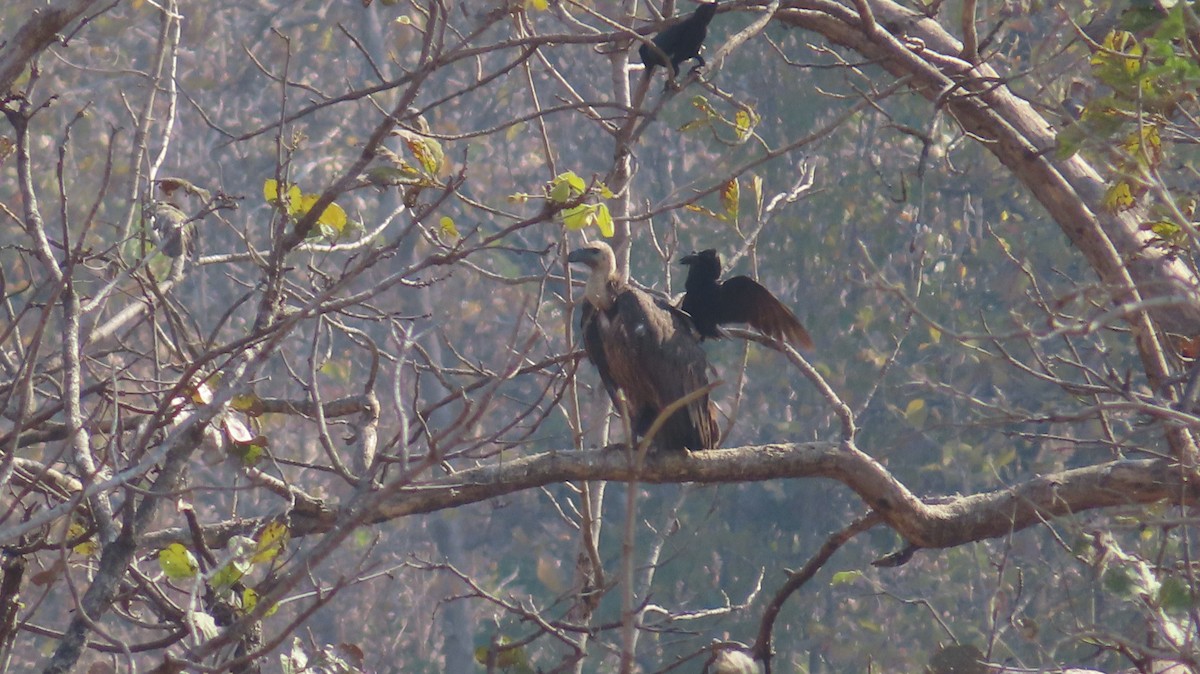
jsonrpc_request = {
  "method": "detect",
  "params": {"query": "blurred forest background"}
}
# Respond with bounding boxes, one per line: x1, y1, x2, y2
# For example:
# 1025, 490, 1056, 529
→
3, 0, 1200, 673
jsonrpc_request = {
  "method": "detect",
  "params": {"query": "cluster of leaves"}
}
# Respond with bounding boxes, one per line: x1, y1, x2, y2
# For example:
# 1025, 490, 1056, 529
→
686, 174, 766, 229
512, 170, 615, 236
1057, 6, 1200, 244
264, 178, 350, 240
175, 378, 269, 467
157, 520, 290, 623
679, 95, 760, 144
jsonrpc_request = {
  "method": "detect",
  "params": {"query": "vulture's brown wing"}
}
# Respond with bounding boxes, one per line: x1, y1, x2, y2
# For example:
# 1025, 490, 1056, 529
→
717, 276, 814, 351
606, 289, 717, 450
580, 302, 621, 406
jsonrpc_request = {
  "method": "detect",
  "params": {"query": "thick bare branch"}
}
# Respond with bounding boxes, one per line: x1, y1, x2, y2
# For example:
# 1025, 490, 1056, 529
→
0, 0, 104, 94
140, 444, 1197, 553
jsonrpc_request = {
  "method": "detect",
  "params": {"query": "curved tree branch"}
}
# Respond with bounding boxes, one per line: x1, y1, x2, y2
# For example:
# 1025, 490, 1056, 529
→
775, 0, 1200, 335
140, 443, 1199, 553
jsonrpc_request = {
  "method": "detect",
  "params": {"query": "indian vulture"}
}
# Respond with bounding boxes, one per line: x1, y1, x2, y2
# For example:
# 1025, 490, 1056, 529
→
639, 1, 719, 80
679, 248, 814, 351
568, 241, 718, 451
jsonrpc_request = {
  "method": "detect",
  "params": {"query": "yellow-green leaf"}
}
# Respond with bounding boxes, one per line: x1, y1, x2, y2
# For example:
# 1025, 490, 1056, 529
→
525, 0, 548, 9
734, 109, 753, 141
251, 521, 289, 565
67, 522, 97, 557
212, 560, 248, 591
242, 588, 280, 617
594, 203, 613, 237
158, 543, 199, 580
904, 399, 928, 427
750, 174, 764, 215
1103, 181, 1135, 212
548, 180, 572, 204
549, 171, 587, 204
285, 185, 303, 216
474, 639, 527, 668
830, 570, 863, 586
234, 443, 265, 466
405, 136, 444, 176
265, 180, 305, 216
562, 171, 585, 193
561, 204, 591, 231
316, 201, 347, 231
231, 393, 265, 416
721, 178, 739, 222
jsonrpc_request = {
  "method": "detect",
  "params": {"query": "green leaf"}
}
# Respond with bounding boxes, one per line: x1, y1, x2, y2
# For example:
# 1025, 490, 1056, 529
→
67, 522, 98, 557
317, 201, 348, 232
561, 204, 592, 231
563, 171, 585, 193
594, 203, 613, 237
243, 587, 280, 617
158, 543, 199, 580
252, 521, 289, 564
1102, 567, 1135, 597
904, 399, 928, 427
212, 559, 249, 591
1103, 181, 1136, 212
439, 216, 459, 241
474, 638, 528, 668
720, 178, 739, 223
830, 570, 863, 586
734, 108, 755, 141
1159, 576, 1193, 612
549, 172, 576, 201
233, 442, 265, 466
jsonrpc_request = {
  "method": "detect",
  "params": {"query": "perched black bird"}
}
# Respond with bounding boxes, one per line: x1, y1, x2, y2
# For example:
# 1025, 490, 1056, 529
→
679, 249, 814, 351
569, 241, 718, 451
639, 1, 719, 80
